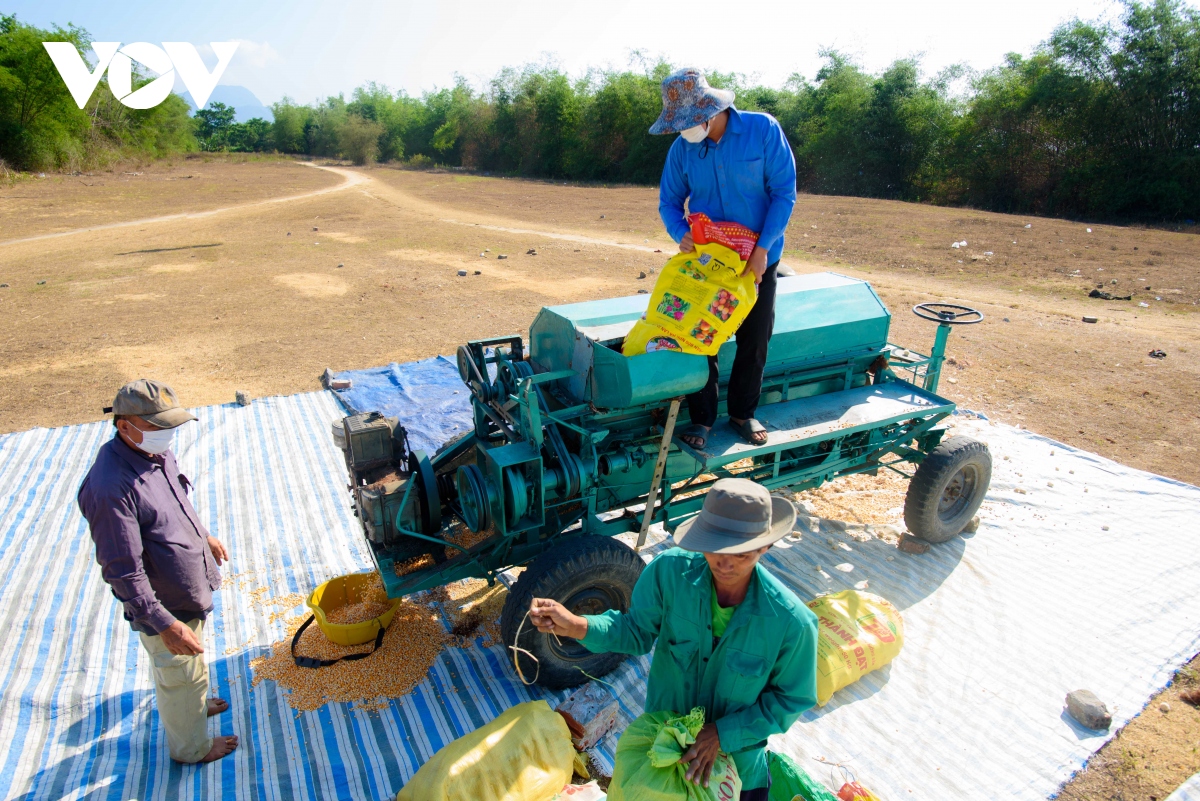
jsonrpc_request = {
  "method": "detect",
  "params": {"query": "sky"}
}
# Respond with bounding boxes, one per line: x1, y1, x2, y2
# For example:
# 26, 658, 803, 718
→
11, 0, 1199, 105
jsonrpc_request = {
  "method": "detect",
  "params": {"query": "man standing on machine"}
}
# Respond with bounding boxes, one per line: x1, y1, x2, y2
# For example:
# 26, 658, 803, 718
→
651, 68, 798, 450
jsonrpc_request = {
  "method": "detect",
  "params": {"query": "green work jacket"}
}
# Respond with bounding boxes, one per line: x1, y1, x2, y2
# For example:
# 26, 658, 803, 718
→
580, 548, 818, 789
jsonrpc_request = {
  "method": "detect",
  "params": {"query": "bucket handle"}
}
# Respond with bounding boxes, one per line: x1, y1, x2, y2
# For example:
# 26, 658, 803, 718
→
291, 616, 386, 669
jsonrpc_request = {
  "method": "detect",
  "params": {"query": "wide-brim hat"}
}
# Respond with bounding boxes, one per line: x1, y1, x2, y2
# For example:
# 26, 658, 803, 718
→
649, 68, 735, 136
673, 478, 796, 554
110, 378, 197, 429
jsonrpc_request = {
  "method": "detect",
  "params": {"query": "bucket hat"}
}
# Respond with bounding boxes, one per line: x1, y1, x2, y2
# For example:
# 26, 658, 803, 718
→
673, 478, 796, 554
649, 68, 735, 135
108, 379, 196, 429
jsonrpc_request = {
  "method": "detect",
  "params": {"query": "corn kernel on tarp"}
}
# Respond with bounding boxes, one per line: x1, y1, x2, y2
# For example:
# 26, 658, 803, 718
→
5, 390, 1200, 801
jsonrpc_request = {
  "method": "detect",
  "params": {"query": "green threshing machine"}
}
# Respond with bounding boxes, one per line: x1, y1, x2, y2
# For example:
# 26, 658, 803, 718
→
335, 271, 991, 688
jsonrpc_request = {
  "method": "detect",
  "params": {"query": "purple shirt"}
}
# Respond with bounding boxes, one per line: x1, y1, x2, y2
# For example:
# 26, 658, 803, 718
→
78, 435, 221, 635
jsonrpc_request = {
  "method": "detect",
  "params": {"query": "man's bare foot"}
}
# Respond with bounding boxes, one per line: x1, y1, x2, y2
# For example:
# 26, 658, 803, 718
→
207, 697, 229, 716
198, 735, 238, 763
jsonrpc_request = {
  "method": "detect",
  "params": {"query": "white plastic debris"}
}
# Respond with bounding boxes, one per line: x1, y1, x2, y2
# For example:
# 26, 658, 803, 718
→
834, 563, 855, 573
984, 251, 994, 256
1086, 228, 1092, 233
1139, 302, 1150, 307
1024, 223, 1032, 228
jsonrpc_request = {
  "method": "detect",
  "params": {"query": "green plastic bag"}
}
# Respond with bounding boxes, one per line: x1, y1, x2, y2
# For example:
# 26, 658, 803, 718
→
767, 751, 839, 801
608, 708, 742, 801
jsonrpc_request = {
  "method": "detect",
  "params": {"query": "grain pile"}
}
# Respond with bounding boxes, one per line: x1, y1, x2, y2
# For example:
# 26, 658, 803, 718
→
391, 525, 493, 578
442, 522, 491, 556
250, 572, 448, 712
326, 600, 392, 625
793, 469, 908, 526
394, 553, 435, 577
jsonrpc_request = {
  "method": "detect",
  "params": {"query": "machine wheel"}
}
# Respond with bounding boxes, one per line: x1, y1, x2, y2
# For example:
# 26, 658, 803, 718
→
904, 436, 992, 543
500, 536, 644, 690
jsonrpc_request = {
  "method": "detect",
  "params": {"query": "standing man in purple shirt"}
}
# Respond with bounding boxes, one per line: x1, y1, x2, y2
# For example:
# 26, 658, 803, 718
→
652, 68, 798, 451
78, 379, 237, 764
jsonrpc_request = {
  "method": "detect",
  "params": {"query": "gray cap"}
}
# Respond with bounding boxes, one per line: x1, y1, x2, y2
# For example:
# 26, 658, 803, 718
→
109, 379, 196, 429
673, 478, 796, 554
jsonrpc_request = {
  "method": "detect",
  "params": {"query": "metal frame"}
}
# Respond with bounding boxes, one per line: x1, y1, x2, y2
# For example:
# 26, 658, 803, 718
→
360, 304, 974, 600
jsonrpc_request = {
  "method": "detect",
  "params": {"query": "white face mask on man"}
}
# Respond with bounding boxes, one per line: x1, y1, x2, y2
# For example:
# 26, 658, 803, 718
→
679, 123, 709, 144
133, 425, 176, 455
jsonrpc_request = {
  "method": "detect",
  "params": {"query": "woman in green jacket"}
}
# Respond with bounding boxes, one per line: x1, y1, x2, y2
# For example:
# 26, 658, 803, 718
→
530, 478, 819, 800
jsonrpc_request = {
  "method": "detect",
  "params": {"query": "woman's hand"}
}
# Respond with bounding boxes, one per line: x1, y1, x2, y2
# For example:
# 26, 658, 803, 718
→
680, 722, 722, 786
679, 232, 696, 253
528, 598, 588, 639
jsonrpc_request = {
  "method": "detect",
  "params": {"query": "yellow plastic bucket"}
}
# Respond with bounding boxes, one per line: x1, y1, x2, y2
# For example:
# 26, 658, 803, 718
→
306, 572, 401, 646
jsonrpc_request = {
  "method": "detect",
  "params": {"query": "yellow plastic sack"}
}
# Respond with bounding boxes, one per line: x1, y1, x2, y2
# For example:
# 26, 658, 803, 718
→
396, 700, 586, 801
622, 241, 757, 357
806, 590, 904, 706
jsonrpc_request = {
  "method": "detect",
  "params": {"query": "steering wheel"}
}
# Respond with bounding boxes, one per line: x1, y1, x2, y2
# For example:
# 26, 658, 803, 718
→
912, 303, 984, 325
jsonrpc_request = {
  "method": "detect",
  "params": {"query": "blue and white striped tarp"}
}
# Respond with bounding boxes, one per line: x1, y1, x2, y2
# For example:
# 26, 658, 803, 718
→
1168, 772, 1200, 801
0, 393, 1198, 800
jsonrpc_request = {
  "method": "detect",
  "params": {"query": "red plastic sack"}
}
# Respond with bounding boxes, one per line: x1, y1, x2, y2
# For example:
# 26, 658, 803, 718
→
687, 213, 759, 261
836, 781, 882, 801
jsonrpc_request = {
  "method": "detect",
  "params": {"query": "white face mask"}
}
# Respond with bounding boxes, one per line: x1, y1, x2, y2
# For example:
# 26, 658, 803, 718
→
680, 123, 709, 144
135, 426, 176, 455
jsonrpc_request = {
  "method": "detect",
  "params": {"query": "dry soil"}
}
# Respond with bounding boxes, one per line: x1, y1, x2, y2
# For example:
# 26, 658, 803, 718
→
1, 154, 1197, 797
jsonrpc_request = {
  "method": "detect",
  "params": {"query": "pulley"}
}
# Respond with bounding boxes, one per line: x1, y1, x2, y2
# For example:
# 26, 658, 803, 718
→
502, 466, 529, 529
455, 463, 494, 533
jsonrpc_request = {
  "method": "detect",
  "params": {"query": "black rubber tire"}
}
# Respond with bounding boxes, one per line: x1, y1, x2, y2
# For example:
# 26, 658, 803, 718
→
904, 436, 992, 543
500, 536, 644, 690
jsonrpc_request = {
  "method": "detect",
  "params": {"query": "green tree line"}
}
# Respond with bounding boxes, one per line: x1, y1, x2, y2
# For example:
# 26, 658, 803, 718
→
0, 15, 195, 172
2, 1, 1197, 221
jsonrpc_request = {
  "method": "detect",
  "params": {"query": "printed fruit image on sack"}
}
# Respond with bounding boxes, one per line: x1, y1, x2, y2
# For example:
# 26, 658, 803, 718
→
607, 707, 741, 801
806, 590, 904, 706
622, 214, 759, 358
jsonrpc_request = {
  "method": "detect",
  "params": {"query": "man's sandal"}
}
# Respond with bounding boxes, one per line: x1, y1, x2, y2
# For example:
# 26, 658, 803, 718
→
730, 418, 768, 446
677, 424, 709, 450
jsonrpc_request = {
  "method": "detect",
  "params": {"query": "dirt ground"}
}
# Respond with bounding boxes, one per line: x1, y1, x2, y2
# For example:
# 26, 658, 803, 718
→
1, 154, 1197, 797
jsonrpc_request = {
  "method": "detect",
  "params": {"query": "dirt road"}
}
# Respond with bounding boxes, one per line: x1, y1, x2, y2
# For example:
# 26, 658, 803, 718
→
0, 162, 365, 247
0, 154, 1197, 797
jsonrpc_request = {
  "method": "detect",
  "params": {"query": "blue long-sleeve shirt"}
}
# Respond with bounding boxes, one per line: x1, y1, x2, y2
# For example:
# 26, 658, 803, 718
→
659, 106, 797, 264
